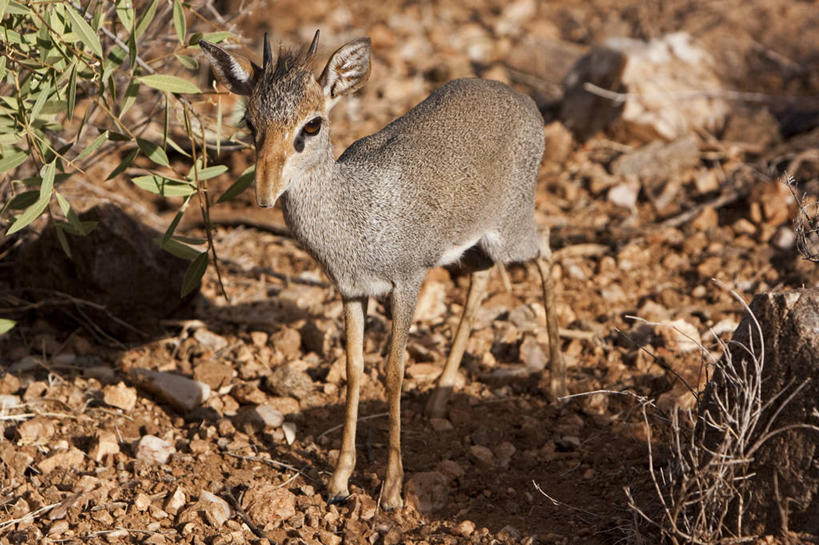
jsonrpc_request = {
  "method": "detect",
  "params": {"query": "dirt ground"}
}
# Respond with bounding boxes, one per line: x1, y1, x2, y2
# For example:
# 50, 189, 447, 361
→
2, 0, 819, 544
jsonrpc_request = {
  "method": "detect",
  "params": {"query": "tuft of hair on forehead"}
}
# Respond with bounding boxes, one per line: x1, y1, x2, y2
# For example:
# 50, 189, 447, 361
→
267, 45, 315, 81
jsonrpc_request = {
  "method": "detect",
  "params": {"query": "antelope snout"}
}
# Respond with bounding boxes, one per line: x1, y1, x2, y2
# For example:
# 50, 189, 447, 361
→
254, 153, 286, 209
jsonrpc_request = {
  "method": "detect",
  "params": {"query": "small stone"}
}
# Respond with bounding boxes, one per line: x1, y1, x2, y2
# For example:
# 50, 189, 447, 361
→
358, 496, 377, 521
18, 417, 55, 445
0, 373, 21, 395
691, 206, 718, 231
456, 519, 476, 537
608, 181, 640, 210
103, 382, 137, 411
414, 280, 448, 323
494, 441, 516, 469
271, 327, 302, 359
241, 486, 296, 529
266, 396, 301, 415
429, 418, 453, 432
436, 459, 465, 480
404, 471, 449, 514
134, 492, 151, 511
300, 320, 333, 356
231, 382, 267, 405
694, 169, 720, 193
23, 380, 48, 401
199, 490, 231, 527
468, 445, 496, 468
236, 405, 284, 430
772, 226, 796, 250
48, 520, 69, 536
165, 487, 186, 516
268, 363, 313, 399
543, 121, 574, 163
250, 331, 269, 347
405, 363, 441, 382
90, 430, 120, 462
555, 435, 582, 450
283, 421, 297, 445
193, 361, 233, 390
135, 435, 175, 464
0, 394, 21, 409
193, 328, 228, 352
38, 447, 84, 474
658, 319, 701, 353
499, 525, 522, 540
130, 368, 211, 412
733, 218, 757, 235
519, 336, 547, 371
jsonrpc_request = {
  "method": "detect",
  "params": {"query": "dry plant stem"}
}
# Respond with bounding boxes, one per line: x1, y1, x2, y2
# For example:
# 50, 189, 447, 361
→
183, 103, 229, 301
627, 280, 819, 543
582, 81, 819, 107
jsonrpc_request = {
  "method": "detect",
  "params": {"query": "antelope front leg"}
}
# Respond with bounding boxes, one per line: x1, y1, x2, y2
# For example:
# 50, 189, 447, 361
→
381, 283, 419, 510
327, 296, 367, 503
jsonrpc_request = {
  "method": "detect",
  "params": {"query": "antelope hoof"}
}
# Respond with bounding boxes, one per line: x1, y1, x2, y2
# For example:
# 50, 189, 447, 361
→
424, 386, 451, 419
327, 491, 351, 505
327, 478, 351, 505
381, 488, 404, 511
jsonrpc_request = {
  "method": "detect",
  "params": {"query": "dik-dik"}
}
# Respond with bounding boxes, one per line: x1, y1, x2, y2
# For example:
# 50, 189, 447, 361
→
200, 31, 565, 509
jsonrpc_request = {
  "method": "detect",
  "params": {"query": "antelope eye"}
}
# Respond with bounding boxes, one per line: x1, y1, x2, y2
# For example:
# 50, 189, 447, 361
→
302, 117, 322, 136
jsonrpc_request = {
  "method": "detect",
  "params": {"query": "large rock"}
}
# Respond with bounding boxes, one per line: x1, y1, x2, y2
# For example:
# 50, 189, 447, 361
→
14, 203, 195, 339
701, 289, 819, 535
560, 32, 728, 141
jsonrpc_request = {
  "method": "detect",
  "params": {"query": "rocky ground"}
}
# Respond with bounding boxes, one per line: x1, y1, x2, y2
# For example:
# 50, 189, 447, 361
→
2, 0, 819, 544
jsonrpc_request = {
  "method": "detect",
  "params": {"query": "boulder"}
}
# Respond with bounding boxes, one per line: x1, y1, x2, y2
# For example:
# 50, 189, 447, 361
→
560, 32, 728, 141
14, 204, 195, 339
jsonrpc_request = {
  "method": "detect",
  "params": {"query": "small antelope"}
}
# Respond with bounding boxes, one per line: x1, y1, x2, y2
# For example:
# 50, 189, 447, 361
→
200, 31, 565, 509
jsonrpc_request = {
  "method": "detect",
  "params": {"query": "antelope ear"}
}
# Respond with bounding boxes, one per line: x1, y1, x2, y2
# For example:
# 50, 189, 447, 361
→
199, 40, 260, 96
318, 38, 371, 109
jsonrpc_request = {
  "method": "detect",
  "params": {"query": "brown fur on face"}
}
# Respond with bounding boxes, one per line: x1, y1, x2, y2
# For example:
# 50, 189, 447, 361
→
249, 70, 325, 207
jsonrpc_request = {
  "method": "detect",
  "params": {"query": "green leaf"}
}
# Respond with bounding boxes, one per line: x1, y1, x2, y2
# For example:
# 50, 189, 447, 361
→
175, 54, 197, 70
217, 166, 254, 203
65, 4, 103, 58
137, 138, 170, 167
201, 31, 232, 43
0, 148, 28, 174
181, 251, 208, 296
115, 0, 134, 30
158, 236, 201, 261
75, 130, 109, 162
0, 0, 9, 21
6, 193, 50, 235
172, 0, 186, 44
134, 0, 158, 39
132, 174, 196, 196
67, 63, 78, 120
119, 79, 139, 118
55, 223, 72, 257
0, 319, 15, 336
6, 190, 39, 210
188, 164, 227, 181
136, 74, 199, 94
106, 148, 138, 180
30, 79, 52, 120
39, 161, 56, 198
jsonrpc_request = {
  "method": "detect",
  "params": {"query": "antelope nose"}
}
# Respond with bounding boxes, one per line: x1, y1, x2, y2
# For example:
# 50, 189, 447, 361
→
257, 200, 275, 209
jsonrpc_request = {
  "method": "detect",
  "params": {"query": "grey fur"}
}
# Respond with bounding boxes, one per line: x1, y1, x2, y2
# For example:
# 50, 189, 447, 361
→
282, 78, 546, 298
